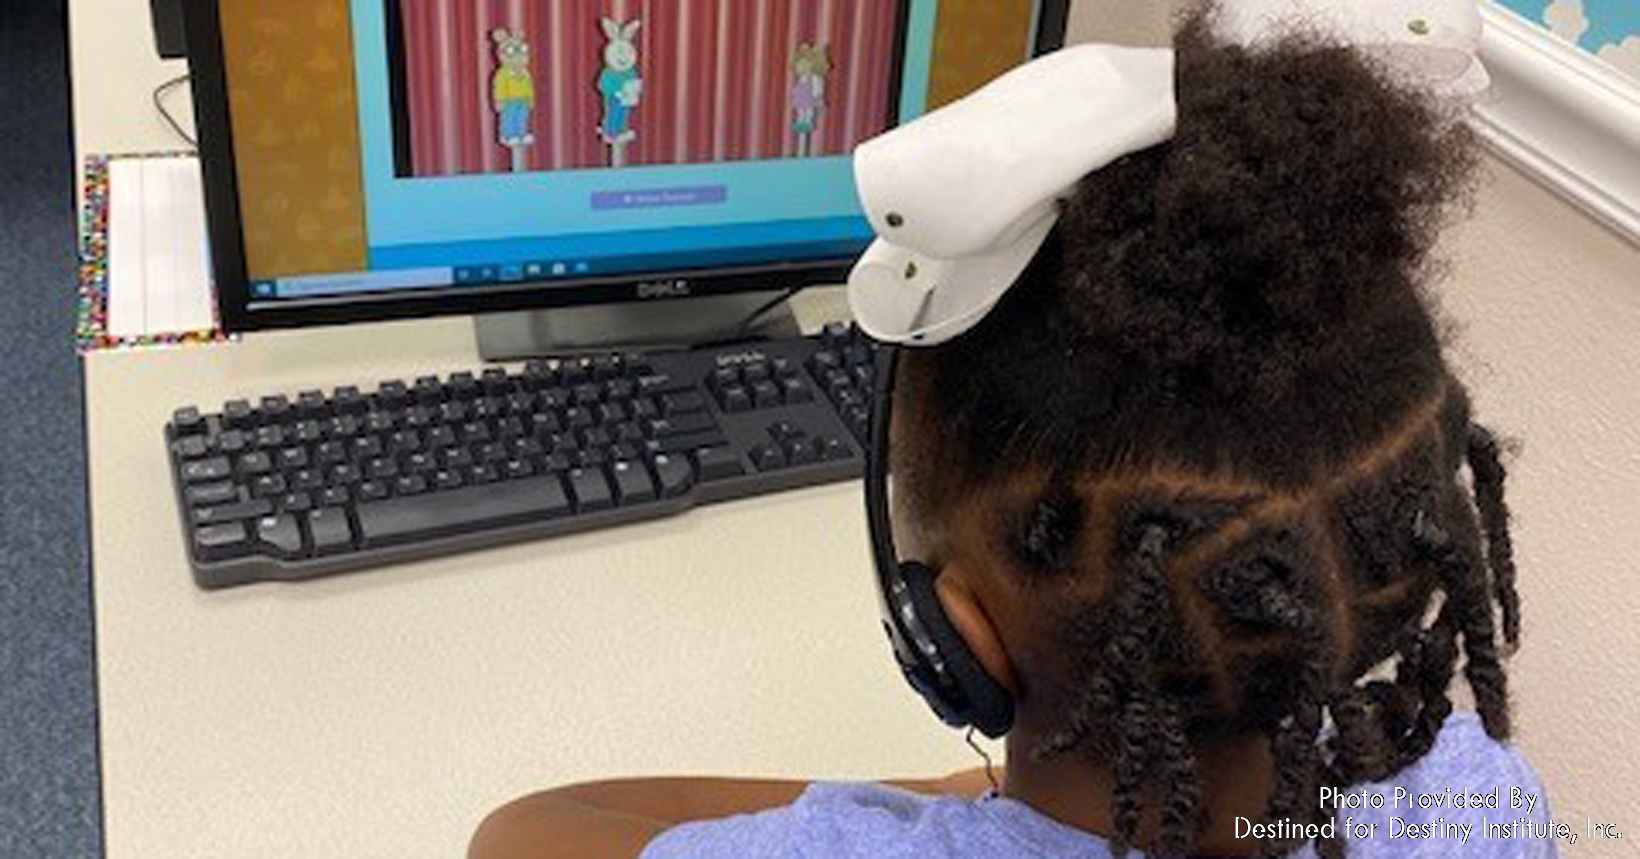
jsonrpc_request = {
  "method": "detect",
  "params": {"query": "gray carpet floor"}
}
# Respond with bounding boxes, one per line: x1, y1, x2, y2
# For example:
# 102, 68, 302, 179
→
0, 0, 104, 856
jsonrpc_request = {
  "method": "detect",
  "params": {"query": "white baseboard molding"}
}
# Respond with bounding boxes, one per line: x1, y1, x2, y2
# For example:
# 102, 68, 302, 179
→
1471, 5, 1640, 245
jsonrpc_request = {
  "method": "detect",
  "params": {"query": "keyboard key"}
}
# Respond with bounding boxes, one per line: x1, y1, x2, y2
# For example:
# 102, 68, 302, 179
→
193, 522, 251, 561
319, 486, 352, 507
357, 476, 570, 548
636, 374, 686, 395
279, 492, 313, 513
650, 454, 694, 498
331, 463, 362, 484
768, 421, 802, 442
405, 452, 437, 474
307, 507, 355, 556
315, 441, 350, 465
610, 460, 656, 504
277, 446, 309, 469
655, 429, 728, 455
252, 473, 289, 498
357, 481, 389, 502
366, 457, 400, 479
504, 459, 536, 480
290, 469, 325, 491
389, 429, 422, 453
781, 377, 815, 403
751, 443, 787, 471
333, 386, 366, 415
238, 451, 274, 476
481, 368, 512, 395
253, 514, 305, 559
605, 379, 635, 402
192, 499, 273, 527
719, 385, 752, 413
440, 447, 474, 469
376, 381, 409, 409
567, 468, 613, 511
182, 457, 232, 483
786, 438, 820, 465
172, 406, 205, 435
296, 390, 329, 418
433, 469, 464, 490
223, 399, 254, 429
254, 425, 286, 449
693, 447, 745, 481
468, 464, 500, 485
185, 481, 238, 506
630, 398, 660, 420
393, 475, 428, 496
529, 412, 562, 438
596, 402, 628, 424
352, 437, 384, 459
448, 372, 479, 400
173, 435, 209, 460
217, 430, 248, 454
426, 426, 457, 449
652, 412, 717, 437
660, 391, 706, 415
818, 436, 852, 461
293, 420, 324, 444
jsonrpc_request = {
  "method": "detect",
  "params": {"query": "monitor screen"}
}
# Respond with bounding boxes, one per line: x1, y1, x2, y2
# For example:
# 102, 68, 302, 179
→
189, 0, 1067, 329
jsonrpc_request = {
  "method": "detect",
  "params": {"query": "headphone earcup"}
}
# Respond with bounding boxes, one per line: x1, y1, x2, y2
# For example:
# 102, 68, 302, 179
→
898, 561, 1016, 738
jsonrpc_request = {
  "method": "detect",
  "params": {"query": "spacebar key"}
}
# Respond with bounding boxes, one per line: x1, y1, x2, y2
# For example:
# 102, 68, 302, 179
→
357, 476, 571, 547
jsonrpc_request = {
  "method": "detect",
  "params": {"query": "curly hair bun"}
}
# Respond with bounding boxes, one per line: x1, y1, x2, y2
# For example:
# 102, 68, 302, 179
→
946, 10, 1480, 487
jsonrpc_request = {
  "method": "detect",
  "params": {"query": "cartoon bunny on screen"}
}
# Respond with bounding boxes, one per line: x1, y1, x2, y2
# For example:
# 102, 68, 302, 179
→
597, 16, 643, 166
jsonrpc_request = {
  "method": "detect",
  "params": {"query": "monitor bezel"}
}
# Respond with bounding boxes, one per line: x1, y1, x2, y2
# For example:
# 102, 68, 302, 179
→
184, 0, 1072, 333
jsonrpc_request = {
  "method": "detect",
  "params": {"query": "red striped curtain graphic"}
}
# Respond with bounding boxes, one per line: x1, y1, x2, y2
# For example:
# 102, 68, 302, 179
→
398, 0, 905, 176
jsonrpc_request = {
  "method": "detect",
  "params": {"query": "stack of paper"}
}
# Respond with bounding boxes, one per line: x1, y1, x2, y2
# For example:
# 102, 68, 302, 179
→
105, 155, 214, 338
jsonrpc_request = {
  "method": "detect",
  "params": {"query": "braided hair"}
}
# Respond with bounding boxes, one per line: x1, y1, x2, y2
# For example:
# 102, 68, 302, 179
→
891, 9, 1519, 857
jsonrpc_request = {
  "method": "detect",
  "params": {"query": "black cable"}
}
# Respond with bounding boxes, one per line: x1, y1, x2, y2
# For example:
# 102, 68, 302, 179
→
733, 286, 805, 338
153, 74, 196, 148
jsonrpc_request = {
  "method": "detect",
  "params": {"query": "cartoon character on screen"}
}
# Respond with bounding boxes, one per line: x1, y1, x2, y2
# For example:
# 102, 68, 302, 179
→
597, 17, 643, 166
790, 43, 830, 157
491, 27, 536, 172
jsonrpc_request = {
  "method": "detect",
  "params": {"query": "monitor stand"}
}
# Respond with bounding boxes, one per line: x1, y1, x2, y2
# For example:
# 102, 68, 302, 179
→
473, 290, 802, 362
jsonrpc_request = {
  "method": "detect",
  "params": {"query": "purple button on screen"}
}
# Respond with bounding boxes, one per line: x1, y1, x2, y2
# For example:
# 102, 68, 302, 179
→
592, 185, 729, 210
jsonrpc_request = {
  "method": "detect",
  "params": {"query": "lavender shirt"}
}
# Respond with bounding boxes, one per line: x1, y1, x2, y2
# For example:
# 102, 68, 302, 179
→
642, 712, 1559, 858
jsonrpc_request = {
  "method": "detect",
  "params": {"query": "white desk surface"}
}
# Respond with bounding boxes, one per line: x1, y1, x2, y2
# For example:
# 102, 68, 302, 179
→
71, 5, 982, 858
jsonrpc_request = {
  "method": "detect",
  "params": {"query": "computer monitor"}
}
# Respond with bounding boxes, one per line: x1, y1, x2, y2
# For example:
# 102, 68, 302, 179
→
184, 0, 1071, 349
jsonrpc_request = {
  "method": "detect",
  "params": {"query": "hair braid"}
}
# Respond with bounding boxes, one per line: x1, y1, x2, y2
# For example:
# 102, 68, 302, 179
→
1466, 424, 1522, 649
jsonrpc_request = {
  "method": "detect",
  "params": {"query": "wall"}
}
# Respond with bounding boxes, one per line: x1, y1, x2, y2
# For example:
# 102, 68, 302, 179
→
1069, 0, 1640, 844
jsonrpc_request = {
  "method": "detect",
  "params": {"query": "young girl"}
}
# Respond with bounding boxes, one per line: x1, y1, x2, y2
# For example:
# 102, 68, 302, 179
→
471, 7, 1552, 858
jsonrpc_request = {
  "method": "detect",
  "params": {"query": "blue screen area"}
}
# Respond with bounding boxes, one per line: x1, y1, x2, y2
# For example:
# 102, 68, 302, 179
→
252, 0, 945, 302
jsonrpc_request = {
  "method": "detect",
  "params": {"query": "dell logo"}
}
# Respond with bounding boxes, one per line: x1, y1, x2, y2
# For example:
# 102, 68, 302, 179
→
636, 279, 691, 299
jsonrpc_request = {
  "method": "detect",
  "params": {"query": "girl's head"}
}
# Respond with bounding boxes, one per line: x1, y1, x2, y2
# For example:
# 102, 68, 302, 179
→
891, 10, 1513, 857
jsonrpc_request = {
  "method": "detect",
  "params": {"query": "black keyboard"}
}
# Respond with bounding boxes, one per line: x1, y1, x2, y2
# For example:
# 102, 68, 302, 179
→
166, 324, 883, 589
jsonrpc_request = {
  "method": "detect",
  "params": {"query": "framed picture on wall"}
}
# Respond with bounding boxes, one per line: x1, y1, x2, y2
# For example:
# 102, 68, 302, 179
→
1473, 2, 1640, 242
